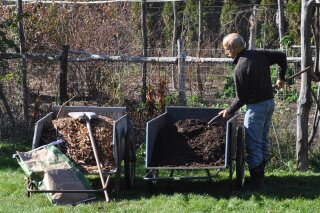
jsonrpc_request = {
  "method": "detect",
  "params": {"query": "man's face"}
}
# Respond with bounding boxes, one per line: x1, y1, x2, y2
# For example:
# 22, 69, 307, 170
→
223, 43, 238, 59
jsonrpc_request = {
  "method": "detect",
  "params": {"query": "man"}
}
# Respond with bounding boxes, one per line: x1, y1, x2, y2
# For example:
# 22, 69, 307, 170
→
219, 33, 287, 191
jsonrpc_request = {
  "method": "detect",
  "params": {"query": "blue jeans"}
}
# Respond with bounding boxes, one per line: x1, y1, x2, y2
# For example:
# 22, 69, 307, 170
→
244, 98, 275, 170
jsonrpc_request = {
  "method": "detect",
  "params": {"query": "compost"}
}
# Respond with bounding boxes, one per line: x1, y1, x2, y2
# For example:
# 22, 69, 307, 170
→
150, 119, 226, 167
40, 116, 115, 173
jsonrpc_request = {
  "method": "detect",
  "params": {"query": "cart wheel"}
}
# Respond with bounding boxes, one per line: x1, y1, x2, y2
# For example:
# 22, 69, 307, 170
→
228, 123, 235, 191
113, 165, 121, 197
236, 126, 245, 189
26, 177, 33, 197
111, 129, 121, 198
124, 138, 136, 189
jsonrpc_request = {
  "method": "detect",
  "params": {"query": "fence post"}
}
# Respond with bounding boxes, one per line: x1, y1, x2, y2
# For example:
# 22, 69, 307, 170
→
249, 5, 257, 49
17, 0, 28, 123
141, 0, 148, 103
177, 39, 186, 106
59, 45, 69, 105
171, 0, 178, 91
196, 0, 204, 99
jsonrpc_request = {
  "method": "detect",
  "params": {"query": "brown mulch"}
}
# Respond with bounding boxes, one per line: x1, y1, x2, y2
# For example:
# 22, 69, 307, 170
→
150, 119, 226, 167
41, 115, 115, 173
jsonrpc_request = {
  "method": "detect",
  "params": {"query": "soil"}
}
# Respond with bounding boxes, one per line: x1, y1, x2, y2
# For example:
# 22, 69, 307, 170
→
40, 116, 115, 173
150, 119, 226, 167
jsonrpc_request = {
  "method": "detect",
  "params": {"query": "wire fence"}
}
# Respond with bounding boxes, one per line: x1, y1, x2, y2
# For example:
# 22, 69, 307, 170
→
0, 48, 307, 166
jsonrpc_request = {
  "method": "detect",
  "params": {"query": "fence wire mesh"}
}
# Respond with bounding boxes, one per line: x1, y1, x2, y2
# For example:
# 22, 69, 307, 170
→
0, 49, 310, 164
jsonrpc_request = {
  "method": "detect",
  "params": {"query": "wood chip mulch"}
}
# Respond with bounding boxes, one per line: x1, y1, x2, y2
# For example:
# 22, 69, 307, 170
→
50, 115, 115, 173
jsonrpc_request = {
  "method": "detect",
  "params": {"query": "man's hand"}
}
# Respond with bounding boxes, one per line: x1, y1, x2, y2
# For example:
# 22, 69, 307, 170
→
218, 109, 230, 118
274, 79, 285, 89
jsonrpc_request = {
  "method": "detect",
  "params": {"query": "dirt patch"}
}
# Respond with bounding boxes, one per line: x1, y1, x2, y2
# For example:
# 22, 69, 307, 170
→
40, 116, 115, 173
150, 119, 226, 167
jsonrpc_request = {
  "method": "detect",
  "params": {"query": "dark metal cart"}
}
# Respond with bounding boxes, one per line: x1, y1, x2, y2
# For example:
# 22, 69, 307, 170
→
22, 106, 136, 203
144, 106, 245, 190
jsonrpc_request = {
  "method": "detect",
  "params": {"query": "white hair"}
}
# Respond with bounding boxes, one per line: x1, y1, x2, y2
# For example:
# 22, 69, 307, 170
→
223, 33, 245, 49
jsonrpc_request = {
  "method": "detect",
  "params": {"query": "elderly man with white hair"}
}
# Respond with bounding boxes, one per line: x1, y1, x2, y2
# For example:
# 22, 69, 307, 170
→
218, 33, 287, 191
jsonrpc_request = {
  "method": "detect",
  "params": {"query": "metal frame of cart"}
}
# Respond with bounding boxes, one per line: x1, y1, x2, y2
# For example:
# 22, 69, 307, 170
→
26, 106, 136, 202
144, 106, 245, 190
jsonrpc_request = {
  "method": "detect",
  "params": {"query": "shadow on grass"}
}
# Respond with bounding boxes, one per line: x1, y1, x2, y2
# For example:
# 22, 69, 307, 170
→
0, 142, 30, 170
112, 173, 320, 202
310, 152, 320, 173
10, 173, 320, 204
2, 141, 320, 202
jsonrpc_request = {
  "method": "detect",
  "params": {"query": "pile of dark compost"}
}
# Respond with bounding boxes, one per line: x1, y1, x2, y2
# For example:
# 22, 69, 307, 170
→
150, 119, 226, 167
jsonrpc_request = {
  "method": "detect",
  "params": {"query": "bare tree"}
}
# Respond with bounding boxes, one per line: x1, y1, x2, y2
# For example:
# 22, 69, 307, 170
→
297, 0, 315, 171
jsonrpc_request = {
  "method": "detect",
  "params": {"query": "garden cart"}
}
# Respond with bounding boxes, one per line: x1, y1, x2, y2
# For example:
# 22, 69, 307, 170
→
15, 106, 135, 204
144, 106, 245, 191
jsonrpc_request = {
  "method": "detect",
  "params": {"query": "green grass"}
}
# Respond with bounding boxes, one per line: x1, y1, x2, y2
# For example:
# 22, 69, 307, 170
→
1, 142, 320, 213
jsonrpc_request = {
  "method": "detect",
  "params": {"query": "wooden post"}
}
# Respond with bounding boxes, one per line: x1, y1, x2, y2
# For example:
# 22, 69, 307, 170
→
277, 0, 285, 49
17, 0, 28, 123
0, 83, 15, 127
177, 39, 186, 106
59, 45, 69, 105
197, 0, 203, 54
141, 0, 148, 103
297, 0, 315, 171
249, 5, 257, 49
196, 0, 203, 99
171, 0, 178, 91
263, 10, 267, 49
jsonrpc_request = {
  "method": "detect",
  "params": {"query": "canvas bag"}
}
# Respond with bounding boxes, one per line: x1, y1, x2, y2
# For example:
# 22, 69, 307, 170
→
14, 144, 96, 205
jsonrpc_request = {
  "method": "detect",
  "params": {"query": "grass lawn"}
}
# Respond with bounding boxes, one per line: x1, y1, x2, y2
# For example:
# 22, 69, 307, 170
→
1, 142, 320, 213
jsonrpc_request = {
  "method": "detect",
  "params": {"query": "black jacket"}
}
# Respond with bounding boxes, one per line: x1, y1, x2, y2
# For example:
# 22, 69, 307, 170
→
227, 49, 287, 114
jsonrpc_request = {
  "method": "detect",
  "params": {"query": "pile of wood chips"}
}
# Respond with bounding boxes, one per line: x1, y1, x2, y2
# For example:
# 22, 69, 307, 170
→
52, 115, 115, 173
